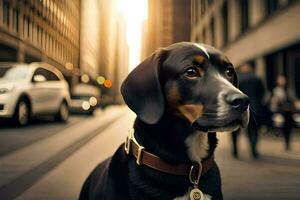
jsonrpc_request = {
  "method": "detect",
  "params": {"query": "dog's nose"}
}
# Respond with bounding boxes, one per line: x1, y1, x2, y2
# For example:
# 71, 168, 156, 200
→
226, 93, 249, 112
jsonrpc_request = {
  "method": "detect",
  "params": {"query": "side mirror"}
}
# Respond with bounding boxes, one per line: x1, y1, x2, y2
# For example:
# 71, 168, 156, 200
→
33, 75, 46, 83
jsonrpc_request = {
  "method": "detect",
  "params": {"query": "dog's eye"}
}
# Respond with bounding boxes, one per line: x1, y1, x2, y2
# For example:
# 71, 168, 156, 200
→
225, 66, 235, 78
184, 66, 201, 79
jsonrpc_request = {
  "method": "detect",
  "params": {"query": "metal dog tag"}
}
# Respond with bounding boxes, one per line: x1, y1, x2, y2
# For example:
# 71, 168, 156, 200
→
189, 188, 204, 200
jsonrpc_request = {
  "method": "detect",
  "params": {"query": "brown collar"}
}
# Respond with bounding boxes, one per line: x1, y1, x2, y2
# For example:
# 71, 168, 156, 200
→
124, 129, 214, 186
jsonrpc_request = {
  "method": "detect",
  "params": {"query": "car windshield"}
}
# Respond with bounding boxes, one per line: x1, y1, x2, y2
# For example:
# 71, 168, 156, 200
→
71, 95, 91, 100
0, 66, 29, 80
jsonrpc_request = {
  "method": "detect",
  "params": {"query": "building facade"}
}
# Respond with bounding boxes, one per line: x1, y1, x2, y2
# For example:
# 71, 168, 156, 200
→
0, 0, 80, 84
80, 0, 101, 80
96, 0, 128, 104
191, 0, 300, 96
142, 0, 191, 59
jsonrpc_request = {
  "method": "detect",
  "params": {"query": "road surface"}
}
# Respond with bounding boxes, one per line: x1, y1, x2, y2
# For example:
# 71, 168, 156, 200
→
0, 105, 299, 200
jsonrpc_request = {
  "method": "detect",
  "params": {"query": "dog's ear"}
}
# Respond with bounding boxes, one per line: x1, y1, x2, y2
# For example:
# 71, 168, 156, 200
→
233, 71, 239, 88
121, 49, 168, 124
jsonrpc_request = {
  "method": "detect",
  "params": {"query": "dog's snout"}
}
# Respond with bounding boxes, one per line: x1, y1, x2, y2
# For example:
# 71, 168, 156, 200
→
226, 93, 249, 112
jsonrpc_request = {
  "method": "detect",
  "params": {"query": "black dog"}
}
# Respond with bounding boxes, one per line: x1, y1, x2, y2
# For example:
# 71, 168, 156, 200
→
79, 42, 249, 200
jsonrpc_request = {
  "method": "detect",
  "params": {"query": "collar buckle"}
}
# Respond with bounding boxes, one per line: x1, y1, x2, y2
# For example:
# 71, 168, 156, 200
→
125, 128, 134, 154
189, 162, 202, 186
136, 145, 145, 165
124, 128, 145, 165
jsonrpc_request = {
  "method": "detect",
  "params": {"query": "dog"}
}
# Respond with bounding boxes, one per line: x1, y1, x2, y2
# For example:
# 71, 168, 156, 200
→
79, 42, 249, 200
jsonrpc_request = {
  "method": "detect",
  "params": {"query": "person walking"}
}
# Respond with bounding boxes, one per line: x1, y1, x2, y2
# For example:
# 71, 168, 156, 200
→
270, 75, 297, 150
231, 63, 265, 159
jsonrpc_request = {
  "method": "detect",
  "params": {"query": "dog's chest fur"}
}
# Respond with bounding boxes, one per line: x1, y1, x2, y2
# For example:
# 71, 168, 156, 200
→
185, 131, 210, 163
173, 132, 212, 200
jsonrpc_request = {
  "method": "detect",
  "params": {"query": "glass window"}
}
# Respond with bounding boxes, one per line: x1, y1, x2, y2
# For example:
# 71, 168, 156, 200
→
45, 69, 60, 81
0, 66, 29, 80
34, 68, 60, 81
210, 17, 215, 46
265, 0, 279, 16
3, 1, 10, 27
222, 1, 228, 46
13, 9, 19, 32
239, 0, 249, 33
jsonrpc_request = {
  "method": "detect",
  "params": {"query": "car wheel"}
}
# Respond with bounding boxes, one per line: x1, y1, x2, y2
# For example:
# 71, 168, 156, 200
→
55, 102, 69, 122
14, 98, 30, 126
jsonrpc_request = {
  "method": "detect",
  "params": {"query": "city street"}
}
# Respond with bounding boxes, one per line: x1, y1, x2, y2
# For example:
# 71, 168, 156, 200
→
0, 106, 299, 199
0, 0, 299, 200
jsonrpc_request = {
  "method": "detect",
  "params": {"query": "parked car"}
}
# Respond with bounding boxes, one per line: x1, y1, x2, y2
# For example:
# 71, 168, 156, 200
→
70, 84, 101, 115
0, 62, 71, 126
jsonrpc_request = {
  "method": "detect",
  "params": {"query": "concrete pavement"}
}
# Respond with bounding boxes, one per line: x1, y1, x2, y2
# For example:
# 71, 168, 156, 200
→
216, 130, 300, 200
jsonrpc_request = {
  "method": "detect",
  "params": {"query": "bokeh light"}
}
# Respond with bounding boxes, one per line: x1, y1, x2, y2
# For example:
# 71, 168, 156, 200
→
104, 79, 112, 88
65, 62, 73, 70
81, 101, 91, 110
81, 74, 89, 83
89, 96, 98, 106
97, 76, 105, 85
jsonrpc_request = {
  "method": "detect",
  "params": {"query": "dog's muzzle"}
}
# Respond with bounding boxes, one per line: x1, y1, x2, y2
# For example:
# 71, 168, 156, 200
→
192, 93, 250, 132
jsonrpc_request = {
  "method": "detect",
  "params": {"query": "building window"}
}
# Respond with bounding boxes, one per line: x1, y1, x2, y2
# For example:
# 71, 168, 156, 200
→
208, 0, 214, 5
13, 9, 19, 32
39, 28, 43, 46
222, 1, 228, 46
239, 0, 249, 33
29, 21, 33, 42
210, 17, 215, 46
3, 1, 10, 27
200, 0, 206, 16
49, 36, 52, 53
202, 28, 206, 43
265, 0, 279, 16
33, 24, 37, 44
23, 16, 29, 38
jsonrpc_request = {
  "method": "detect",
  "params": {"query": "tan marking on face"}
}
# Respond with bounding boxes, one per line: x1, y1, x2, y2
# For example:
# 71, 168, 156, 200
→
166, 82, 181, 109
178, 104, 204, 123
195, 55, 205, 64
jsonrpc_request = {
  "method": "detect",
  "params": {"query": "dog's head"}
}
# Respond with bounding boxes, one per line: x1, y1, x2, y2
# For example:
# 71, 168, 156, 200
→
121, 42, 249, 133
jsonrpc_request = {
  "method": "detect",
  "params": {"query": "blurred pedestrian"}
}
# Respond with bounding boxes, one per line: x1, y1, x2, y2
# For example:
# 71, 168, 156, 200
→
231, 63, 265, 159
270, 75, 297, 150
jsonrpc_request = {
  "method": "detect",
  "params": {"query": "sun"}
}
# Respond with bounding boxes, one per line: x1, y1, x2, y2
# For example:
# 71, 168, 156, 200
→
117, 0, 148, 71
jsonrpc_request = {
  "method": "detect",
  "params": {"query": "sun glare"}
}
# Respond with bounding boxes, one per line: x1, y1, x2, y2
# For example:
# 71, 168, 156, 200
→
117, 0, 148, 71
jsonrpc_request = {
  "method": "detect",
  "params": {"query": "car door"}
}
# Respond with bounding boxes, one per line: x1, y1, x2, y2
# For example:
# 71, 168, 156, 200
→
42, 68, 62, 112
30, 68, 50, 114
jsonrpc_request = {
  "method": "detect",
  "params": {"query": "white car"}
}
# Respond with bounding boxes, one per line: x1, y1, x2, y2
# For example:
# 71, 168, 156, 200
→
0, 62, 71, 126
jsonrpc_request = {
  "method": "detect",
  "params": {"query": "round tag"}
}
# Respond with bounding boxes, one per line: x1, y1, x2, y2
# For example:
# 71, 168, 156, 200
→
189, 188, 204, 200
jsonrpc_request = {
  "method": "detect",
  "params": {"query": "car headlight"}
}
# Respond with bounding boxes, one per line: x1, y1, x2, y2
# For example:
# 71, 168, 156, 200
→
89, 96, 98, 106
0, 86, 15, 94
82, 101, 91, 111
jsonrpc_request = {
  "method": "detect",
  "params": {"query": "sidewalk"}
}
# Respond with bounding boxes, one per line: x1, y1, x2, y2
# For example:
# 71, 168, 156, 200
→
216, 129, 300, 200
217, 128, 300, 160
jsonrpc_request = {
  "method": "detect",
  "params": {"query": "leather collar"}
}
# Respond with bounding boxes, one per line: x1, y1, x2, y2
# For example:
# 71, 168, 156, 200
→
124, 129, 214, 185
